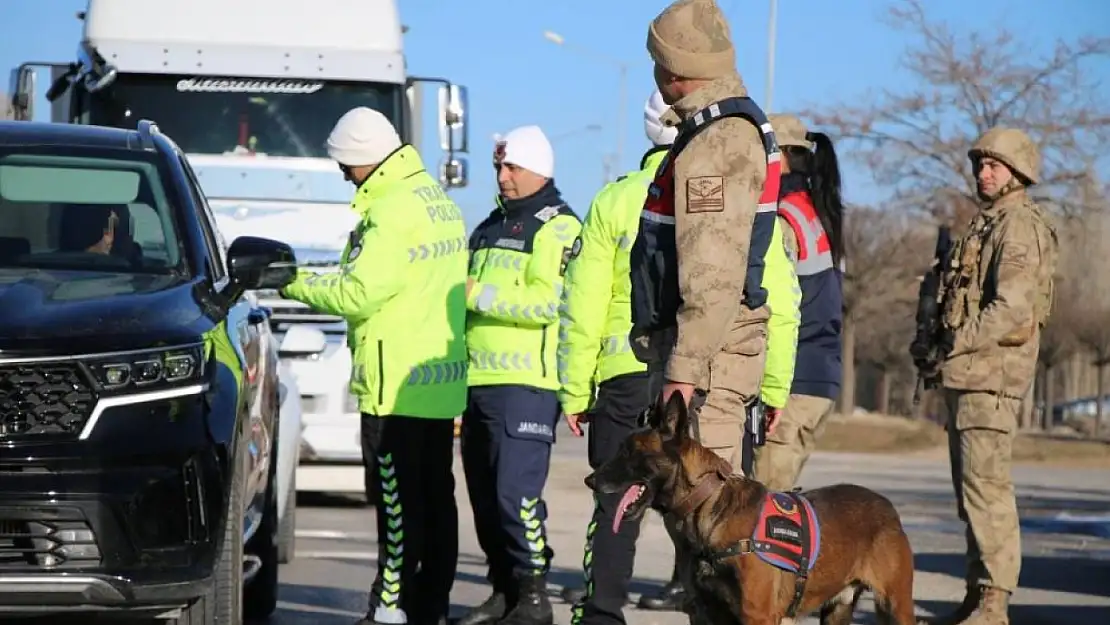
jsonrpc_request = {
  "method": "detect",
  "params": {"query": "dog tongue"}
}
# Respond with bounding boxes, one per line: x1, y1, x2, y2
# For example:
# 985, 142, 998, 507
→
612, 485, 640, 534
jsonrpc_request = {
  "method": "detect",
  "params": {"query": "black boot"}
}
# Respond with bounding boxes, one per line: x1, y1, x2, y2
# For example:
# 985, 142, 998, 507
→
637, 566, 685, 612
560, 586, 586, 605
499, 574, 553, 625
454, 590, 507, 625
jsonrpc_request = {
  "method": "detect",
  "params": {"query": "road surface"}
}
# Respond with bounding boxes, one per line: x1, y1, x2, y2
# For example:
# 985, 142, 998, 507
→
273, 433, 1110, 625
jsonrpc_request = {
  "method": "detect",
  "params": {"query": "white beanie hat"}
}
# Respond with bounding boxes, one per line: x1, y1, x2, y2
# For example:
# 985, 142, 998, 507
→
326, 107, 402, 166
644, 90, 676, 146
493, 125, 554, 178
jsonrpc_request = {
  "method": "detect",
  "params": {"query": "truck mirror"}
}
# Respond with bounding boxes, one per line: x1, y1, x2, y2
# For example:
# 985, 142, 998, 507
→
9, 65, 36, 121
437, 83, 468, 154
439, 156, 468, 189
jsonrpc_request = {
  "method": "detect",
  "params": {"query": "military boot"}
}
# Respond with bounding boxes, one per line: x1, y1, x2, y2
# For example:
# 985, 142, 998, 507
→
916, 585, 980, 625
453, 590, 507, 625
960, 587, 1010, 625
499, 574, 553, 625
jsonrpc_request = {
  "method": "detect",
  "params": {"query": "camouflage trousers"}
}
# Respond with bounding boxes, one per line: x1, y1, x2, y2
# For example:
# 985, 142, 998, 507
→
661, 349, 765, 625
752, 394, 836, 491
943, 389, 1023, 593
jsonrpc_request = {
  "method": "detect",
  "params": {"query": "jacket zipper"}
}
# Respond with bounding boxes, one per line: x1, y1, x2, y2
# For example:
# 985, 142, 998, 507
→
540, 331, 548, 378
376, 340, 385, 405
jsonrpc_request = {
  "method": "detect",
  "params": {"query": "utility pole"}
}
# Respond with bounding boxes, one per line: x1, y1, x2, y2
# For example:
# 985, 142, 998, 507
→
765, 0, 778, 112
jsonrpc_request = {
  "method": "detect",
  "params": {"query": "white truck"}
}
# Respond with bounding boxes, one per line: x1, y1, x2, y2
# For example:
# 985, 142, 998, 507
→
9, 0, 471, 504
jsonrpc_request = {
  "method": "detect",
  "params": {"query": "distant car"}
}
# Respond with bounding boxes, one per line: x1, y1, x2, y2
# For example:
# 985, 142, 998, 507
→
0, 119, 298, 623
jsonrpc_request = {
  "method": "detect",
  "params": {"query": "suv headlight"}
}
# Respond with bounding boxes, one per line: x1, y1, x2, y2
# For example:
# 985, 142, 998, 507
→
84, 344, 206, 395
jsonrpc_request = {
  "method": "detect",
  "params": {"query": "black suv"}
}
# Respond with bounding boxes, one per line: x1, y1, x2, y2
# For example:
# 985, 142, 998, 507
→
0, 119, 297, 623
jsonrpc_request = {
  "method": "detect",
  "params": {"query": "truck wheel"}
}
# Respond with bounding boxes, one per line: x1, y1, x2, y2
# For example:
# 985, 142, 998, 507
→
244, 445, 282, 618
277, 470, 296, 564
175, 444, 246, 624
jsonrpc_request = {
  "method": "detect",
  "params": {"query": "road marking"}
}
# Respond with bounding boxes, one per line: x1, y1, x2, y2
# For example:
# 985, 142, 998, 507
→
297, 550, 378, 561
295, 529, 376, 540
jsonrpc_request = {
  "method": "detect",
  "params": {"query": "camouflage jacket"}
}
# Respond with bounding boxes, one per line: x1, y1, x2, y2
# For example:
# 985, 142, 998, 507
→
653, 73, 770, 386
941, 191, 1058, 398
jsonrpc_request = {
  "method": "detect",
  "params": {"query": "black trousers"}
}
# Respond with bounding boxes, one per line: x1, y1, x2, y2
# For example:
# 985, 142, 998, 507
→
573, 372, 655, 625
361, 414, 458, 624
461, 384, 560, 586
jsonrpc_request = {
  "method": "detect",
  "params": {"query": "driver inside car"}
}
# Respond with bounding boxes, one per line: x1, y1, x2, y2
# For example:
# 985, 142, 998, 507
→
58, 203, 119, 255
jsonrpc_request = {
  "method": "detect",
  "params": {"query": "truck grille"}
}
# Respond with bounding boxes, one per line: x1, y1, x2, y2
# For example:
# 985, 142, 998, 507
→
0, 363, 97, 438
0, 519, 102, 569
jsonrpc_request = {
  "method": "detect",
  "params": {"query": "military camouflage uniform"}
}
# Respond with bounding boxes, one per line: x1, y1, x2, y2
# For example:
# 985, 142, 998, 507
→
632, 3, 773, 625
927, 128, 1059, 625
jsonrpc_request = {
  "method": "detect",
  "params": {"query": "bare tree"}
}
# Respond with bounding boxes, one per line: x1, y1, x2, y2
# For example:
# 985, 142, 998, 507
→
840, 205, 930, 415
805, 0, 1110, 222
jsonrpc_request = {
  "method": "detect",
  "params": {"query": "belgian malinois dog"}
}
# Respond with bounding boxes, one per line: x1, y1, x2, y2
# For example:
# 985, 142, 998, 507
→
585, 394, 916, 625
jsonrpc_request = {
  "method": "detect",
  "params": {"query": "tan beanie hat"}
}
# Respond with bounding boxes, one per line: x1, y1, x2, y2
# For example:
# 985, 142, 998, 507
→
647, 0, 735, 80
768, 114, 814, 150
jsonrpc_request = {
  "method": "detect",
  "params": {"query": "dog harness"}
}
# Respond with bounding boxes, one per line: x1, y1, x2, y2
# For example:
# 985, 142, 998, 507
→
704, 489, 822, 618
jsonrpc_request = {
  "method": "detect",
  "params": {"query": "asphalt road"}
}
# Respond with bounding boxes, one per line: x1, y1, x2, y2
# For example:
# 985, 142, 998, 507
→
14, 429, 1110, 624
271, 431, 1110, 625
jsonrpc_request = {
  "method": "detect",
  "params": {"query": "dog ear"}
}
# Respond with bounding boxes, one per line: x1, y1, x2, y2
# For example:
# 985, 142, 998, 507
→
658, 392, 690, 441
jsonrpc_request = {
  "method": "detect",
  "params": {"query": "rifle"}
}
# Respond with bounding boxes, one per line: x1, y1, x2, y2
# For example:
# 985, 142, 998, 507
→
909, 225, 953, 405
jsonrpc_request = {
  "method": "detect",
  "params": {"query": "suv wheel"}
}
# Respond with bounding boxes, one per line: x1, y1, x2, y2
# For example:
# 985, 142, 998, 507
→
175, 443, 246, 624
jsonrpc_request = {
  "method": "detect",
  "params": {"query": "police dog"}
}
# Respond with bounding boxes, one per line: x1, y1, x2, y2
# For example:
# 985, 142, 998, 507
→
584, 394, 916, 625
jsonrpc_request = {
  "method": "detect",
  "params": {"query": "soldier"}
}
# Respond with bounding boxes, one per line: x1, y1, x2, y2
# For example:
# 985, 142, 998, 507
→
752, 114, 846, 492
578, 93, 796, 616
458, 125, 582, 625
280, 107, 469, 625
914, 127, 1058, 625
627, 0, 784, 621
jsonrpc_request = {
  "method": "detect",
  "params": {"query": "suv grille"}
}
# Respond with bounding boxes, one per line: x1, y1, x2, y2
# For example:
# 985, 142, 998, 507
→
0, 363, 96, 438
0, 519, 102, 569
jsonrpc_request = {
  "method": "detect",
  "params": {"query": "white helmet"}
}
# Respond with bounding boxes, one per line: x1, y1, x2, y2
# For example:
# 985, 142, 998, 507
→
644, 90, 677, 147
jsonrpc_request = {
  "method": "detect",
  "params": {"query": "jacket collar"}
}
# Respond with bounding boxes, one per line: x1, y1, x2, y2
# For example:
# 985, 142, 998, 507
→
640, 145, 670, 171
496, 179, 566, 217
659, 73, 749, 128
351, 144, 425, 214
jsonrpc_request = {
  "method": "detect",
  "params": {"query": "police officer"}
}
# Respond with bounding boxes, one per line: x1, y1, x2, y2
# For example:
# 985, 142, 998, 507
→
281, 108, 468, 625
752, 114, 846, 492
458, 125, 582, 625
558, 90, 800, 621
914, 128, 1058, 625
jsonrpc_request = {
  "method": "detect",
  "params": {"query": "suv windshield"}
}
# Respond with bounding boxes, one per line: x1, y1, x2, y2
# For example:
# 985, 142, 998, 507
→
85, 74, 404, 158
0, 146, 182, 274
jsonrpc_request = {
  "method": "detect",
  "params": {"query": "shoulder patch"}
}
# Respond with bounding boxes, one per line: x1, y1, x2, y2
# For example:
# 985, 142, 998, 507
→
560, 238, 582, 277
686, 176, 725, 213
346, 229, 363, 261
535, 205, 562, 222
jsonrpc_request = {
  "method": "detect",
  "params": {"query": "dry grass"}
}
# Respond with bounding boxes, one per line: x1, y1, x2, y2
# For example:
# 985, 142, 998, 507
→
815, 413, 1110, 468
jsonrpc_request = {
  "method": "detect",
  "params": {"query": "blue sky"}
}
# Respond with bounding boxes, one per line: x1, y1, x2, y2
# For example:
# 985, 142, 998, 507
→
2, 0, 1108, 229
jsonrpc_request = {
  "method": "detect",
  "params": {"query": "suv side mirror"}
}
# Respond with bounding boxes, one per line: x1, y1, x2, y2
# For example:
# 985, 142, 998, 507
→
225, 236, 297, 295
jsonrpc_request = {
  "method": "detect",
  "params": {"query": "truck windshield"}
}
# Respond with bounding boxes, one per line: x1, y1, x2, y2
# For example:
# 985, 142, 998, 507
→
0, 146, 182, 274
85, 74, 404, 158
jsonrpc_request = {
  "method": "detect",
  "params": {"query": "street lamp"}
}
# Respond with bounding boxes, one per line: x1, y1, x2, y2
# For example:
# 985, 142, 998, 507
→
543, 30, 628, 180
